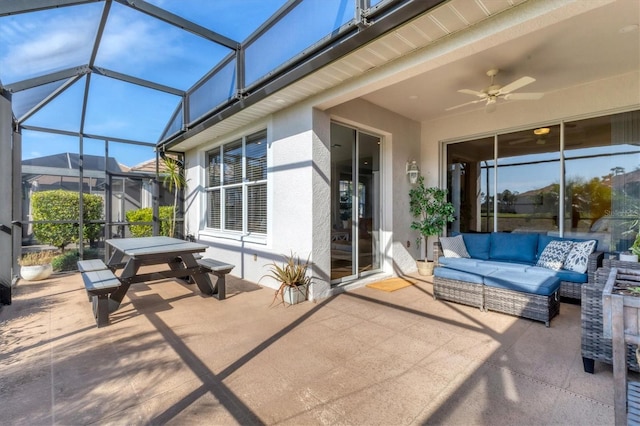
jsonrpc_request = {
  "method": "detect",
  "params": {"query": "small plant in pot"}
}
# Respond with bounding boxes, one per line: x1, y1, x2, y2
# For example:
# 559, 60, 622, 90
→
18, 250, 57, 281
262, 252, 311, 306
621, 234, 640, 262
409, 176, 455, 275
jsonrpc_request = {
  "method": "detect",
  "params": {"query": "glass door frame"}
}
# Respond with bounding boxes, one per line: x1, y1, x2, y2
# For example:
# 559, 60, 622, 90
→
330, 122, 382, 285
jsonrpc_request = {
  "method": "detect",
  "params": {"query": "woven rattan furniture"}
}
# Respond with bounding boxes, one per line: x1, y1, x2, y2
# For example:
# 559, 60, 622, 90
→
432, 275, 484, 309
484, 285, 560, 327
433, 242, 562, 326
580, 260, 640, 374
434, 242, 603, 301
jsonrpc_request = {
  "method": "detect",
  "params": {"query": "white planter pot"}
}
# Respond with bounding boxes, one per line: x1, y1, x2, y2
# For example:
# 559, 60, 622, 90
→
283, 284, 308, 305
20, 264, 53, 281
620, 253, 639, 263
416, 260, 434, 276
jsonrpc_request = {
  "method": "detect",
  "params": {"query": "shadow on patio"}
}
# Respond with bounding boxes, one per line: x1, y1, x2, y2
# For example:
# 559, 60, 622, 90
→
0, 271, 623, 425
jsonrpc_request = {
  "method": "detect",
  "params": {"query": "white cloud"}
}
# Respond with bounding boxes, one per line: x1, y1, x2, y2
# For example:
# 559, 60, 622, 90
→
95, 8, 183, 72
1, 8, 100, 80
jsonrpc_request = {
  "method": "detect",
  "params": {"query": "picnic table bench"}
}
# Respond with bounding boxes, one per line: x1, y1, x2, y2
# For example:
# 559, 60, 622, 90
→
77, 259, 120, 327
197, 258, 234, 300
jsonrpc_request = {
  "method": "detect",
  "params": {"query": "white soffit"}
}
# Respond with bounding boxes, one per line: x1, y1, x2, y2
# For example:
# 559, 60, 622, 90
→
174, 0, 529, 150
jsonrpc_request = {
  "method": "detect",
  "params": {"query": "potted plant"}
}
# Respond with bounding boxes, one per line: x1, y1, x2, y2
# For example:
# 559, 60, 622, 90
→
18, 250, 57, 281
620, 234, 640, 262
262, 252, 311, 306
409, 176, 455, 275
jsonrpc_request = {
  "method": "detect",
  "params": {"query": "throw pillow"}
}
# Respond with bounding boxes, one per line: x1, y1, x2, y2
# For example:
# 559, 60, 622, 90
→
536, 240, 574, 270
440, 235, 470, 258
563, 240, 597, 273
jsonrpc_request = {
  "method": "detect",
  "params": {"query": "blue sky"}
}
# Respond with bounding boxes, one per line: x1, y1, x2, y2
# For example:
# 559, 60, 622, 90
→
1, 0, 290, 167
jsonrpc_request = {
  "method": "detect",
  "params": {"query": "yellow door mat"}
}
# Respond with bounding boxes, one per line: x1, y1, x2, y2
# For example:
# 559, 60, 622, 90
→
366, 277, 416, 292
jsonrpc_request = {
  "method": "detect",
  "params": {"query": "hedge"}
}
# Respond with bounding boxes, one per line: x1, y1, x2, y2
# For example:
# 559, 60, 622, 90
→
125, 206, 174, 237
32, 190, 104, 251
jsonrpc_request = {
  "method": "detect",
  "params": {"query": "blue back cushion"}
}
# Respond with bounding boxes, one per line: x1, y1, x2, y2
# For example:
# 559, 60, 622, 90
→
461, 233, 491, 260
489, 232, 539, 264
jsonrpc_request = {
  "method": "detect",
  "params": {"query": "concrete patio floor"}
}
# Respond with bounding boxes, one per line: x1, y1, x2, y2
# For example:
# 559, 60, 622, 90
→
0, 270, 626, 425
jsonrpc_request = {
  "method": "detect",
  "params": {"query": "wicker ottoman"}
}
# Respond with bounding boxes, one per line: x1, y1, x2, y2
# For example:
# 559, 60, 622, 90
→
483, 271, 562, 327
484, 285, 560, 327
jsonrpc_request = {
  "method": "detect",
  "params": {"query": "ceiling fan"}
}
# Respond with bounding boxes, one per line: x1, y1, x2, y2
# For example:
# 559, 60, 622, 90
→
446, 69, 544, 113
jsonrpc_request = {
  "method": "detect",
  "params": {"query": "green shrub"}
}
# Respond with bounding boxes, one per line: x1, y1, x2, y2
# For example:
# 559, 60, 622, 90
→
32, 190, 104, 251
126, 206, 173, 237
52, 249, 100, 272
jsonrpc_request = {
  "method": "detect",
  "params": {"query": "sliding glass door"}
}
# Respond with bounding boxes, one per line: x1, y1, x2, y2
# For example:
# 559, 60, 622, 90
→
330, 123, 381, 283
446, 110, 640, 254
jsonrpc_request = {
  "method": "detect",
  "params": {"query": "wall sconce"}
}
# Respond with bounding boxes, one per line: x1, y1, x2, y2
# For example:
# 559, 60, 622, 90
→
406, 160, 420, 184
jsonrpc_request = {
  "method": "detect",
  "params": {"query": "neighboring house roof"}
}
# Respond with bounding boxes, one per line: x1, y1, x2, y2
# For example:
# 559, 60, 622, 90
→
22, 153, 124, 174
128, 157, 169, 174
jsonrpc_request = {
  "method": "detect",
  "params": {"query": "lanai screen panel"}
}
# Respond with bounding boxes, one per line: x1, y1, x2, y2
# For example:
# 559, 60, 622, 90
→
244, 0, 356, 87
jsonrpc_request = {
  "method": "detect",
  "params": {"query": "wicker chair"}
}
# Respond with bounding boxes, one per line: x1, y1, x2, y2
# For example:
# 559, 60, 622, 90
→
581, 259, 640, 373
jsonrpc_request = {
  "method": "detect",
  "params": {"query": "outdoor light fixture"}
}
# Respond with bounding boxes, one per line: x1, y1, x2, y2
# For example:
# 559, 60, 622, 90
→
406, 160, 420, 184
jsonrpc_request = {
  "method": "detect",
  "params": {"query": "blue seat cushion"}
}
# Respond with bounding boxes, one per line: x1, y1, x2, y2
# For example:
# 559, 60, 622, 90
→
482, 260, 531, 272
484, 270, 561, 296
460, 233, 491, 260
526, 266, 588, 284
437, 257, 478, 269
489, 232, 538, 264
434, 266, 486, 285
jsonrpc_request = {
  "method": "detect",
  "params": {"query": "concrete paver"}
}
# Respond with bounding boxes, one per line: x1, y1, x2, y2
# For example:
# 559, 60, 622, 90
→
0, 271, 623, 425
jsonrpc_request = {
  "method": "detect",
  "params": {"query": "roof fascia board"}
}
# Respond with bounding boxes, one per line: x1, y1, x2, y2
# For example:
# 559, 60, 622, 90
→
116, 0, 240, 50
161, 0, 446, 150
5, 66, 90, 93
0, 0, 98, 16
22, 165, 106, 178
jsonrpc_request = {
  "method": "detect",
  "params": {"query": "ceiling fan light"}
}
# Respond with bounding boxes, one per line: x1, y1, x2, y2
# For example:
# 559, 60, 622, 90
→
485, 98, 497, 113
533, 127, 550, 136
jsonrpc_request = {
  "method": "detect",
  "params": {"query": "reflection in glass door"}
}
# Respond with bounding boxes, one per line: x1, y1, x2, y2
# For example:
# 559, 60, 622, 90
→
330, 123, 381, 283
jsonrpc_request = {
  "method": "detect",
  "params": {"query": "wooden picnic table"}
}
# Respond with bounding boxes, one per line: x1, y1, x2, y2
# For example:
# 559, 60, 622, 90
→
105, 236, 215, 312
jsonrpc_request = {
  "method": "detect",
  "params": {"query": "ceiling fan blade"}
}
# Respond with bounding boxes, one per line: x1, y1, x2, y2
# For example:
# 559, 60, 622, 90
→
499, 76, 536, 94
445, 98, 486, 111
458, 89, 487, 98
503, 92, 544, 100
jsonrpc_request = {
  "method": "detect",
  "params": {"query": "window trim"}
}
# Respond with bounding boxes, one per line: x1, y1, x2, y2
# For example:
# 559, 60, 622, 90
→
201, 129, 267, 243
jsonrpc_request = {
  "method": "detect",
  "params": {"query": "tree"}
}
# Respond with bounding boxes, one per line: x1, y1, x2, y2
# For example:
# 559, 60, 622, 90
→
161, 154, 186, 238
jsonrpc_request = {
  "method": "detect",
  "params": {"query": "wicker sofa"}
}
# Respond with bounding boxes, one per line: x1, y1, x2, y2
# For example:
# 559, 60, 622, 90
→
581, 259, 640, 373
433, 232, 603, 327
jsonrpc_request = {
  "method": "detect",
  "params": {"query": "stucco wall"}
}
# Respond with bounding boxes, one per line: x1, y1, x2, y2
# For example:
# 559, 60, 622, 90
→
184, 106, 330, 296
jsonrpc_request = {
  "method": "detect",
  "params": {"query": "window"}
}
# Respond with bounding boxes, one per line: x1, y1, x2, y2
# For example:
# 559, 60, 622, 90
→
446, 110, 640, 253
206, 130, 267, 235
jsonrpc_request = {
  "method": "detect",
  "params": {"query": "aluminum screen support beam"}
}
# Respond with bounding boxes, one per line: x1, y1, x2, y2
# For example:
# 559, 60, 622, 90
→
0, 0, 96, 17
118, 0, 240, 50
0, 90, 18, 301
